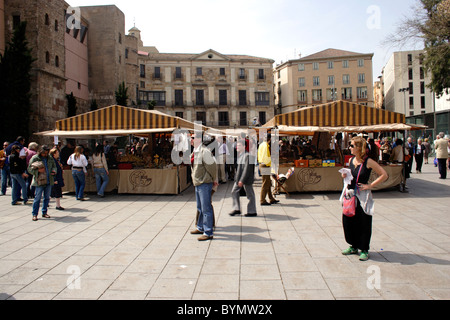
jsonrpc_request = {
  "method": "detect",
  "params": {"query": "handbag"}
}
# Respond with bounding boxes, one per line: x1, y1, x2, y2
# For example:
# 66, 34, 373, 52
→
342, 159, 364, 217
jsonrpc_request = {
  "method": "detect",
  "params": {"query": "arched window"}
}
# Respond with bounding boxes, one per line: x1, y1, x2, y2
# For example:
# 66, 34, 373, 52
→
45, 51, 50, 63
45, 13, 50, 26
55, 55, 59, 67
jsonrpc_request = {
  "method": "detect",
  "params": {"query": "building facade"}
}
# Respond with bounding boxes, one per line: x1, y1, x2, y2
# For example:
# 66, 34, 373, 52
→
274, 48, 374, 114
80, 5, 127, 108
3, 1, 275, 143
65, 9, 89, 104
136, 46, 275, 128
4, 0, 71, 140
383, 50, 434, 116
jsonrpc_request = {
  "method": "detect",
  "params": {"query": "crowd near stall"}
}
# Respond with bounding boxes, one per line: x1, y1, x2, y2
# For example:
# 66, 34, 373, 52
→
29, 101, 429, 199
261, 100, 427, 193
36, 105, 200, 195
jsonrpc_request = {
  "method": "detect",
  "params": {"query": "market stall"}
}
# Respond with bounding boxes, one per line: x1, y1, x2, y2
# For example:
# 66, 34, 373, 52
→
263, 100, 426, 192
37, 105, 200, 195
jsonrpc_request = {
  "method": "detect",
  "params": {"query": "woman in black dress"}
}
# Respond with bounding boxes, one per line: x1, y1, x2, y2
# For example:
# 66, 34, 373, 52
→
50, 147, 65, 210
341, 136, 388, 261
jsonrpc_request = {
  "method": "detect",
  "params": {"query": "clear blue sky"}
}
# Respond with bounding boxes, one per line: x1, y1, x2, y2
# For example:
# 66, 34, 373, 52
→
71, 0, 423, 82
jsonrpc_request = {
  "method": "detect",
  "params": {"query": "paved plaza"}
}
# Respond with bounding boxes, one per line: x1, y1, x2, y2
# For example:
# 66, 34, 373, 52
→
0, 162, 449, 300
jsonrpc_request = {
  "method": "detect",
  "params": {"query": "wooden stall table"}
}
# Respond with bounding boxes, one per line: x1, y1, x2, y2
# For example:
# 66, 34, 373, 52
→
62, 169, 119, 193
277, 164, 403, 193
117, 166, 189, 195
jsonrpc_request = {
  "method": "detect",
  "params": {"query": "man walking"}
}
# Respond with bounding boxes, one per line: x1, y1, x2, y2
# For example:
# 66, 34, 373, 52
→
435, 132, 449, 179
190, 133, 218, 241
230, 140, 257, 217
257, 133, 279, 206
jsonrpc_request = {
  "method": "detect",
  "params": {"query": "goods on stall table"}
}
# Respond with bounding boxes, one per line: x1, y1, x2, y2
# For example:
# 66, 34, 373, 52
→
309, 159, 322, 167
294, 160, 309, 168
118, 154, 147, 168
322, 160, 336, 167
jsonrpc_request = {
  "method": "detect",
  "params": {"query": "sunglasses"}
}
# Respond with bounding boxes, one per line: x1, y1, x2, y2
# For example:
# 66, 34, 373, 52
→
349, 144, 355, 148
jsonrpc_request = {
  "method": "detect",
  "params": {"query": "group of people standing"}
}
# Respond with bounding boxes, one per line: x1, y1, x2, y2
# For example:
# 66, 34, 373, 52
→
0, 137, 111, 221
0, 137, 66, 220
378, 133, 450, 180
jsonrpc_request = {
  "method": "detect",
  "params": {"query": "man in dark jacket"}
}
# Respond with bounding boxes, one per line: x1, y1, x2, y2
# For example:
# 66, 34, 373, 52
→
230, 140, 257, 217
5, 136, 25, 156
9, 145, 28, 205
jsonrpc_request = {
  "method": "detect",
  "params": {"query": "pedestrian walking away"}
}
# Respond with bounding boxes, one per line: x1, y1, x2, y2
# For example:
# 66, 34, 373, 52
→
340, 136, 388, 261
230, 140, 257, 217
190, 133, 218, 241
422, 138, 431, 164
434, 132, 448, 179
91, 144, 109, 198
28, 145, 57, 221
67, 146, 89, 200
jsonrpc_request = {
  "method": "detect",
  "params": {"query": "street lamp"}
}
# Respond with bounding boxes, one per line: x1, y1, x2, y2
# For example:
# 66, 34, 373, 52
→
398, 87, 409, 193
398, 87, 409, 116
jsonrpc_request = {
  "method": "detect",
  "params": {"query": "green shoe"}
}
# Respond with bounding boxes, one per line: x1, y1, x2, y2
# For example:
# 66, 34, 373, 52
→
359, 250, 369, 261
342, 246, 358, 255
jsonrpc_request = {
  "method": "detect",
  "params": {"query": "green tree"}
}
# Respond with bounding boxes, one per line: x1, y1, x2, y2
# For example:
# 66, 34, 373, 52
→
115, 81, 129, 106
66, 92, 77, 117
0, 21, 35, 141
383, 0, 450, 97
421, 0, 450, 96
147, 100, 157, 110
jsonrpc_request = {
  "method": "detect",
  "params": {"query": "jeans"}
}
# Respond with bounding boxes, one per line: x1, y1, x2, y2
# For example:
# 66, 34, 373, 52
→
1, 165, 11, 194
195, 183, 214, 236
32, 184, 52, 216
72, 170, 86, 199
94, 168, 109, 196
11, 173, 28, 204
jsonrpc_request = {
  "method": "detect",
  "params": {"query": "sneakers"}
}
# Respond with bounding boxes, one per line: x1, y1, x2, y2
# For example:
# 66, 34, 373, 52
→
359, 250, 370, 261
341, 246, 358, 255
342, 247, 370, 261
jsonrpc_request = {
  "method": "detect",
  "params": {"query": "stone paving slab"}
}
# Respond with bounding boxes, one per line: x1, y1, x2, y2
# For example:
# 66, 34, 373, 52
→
0, 162, 449, 300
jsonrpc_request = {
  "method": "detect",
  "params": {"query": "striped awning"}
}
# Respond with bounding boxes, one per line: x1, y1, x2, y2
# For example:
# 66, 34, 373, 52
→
264, 100, 406, 128
55, 105, 195, 132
